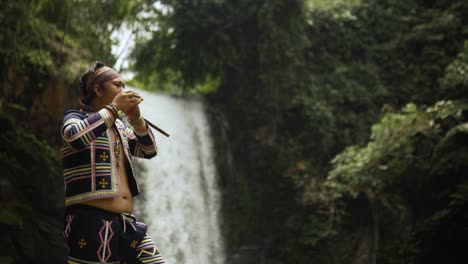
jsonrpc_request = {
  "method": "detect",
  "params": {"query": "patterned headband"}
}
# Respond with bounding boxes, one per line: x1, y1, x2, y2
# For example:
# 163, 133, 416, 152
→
85, 67, 120, 93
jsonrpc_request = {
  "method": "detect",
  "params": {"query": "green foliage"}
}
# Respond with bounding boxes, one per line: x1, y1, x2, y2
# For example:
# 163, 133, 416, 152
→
0, 1, 56, 74
0, 1, 156, 262
131, 0, 228, 90
0, 104, 60, 197
0, 0, 154, 115
306, 0, 362, 20
0, 0, 464, 261
134, 0, 309, 253
300, 213, 335, 246
280, 213, 336, 264
301, 99, 468, 262
132, 0, 308, 102
306, 0, 361, 10
441, 41, 468, 99
0, 0, 149, 80
128, 0, 468, 262
321, 100, 463, 204
0, 104, 65, 262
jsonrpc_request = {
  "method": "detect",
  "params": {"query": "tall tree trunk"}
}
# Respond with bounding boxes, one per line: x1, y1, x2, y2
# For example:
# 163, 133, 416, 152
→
369, 195, 380, 264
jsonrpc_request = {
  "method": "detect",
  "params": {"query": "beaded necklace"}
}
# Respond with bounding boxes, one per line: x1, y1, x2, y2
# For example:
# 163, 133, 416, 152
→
112, 126, 122, 168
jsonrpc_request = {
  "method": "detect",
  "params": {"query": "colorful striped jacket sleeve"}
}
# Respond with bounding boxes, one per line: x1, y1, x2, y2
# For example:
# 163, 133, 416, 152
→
122, 122, 158, 159
62, 109, 115, 150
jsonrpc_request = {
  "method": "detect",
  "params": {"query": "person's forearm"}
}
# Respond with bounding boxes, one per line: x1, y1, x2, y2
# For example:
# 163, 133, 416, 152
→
62, 109, 115, 149
129, 116, 147, 132
128, 119, 158, 158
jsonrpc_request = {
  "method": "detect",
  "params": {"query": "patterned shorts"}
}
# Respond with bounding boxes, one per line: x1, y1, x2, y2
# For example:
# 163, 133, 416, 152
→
64, 204, 165, 264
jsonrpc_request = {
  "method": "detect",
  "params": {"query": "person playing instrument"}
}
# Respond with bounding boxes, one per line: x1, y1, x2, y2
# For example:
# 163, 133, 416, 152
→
61, 61, 165, 264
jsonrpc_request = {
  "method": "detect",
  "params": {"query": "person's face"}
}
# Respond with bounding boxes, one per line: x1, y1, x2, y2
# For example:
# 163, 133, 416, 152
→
100, 77, 126, 103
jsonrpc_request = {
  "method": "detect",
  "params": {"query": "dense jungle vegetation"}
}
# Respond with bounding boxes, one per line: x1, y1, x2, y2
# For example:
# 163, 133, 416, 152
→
1, 0, 467, 263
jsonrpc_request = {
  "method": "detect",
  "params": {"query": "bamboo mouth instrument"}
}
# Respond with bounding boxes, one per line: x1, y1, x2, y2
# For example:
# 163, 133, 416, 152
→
144, 118, 170, 137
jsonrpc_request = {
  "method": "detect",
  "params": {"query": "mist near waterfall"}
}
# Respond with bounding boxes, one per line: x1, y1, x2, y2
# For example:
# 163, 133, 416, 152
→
132, 88, 225, 264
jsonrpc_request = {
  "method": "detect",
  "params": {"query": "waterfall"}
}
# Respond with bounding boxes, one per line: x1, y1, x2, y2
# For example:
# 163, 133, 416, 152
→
132, 88, 225, 264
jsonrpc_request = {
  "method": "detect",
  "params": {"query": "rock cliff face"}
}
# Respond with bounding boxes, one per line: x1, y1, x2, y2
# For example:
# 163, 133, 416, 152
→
31, 78, 81, 145
0, 66, 79, 263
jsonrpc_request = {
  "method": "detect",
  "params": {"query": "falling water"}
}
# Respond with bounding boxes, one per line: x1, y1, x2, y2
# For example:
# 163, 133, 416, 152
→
132, 88, 225, 264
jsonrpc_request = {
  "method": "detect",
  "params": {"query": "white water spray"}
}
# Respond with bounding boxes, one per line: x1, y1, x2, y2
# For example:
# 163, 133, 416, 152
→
132, 88, 225, 264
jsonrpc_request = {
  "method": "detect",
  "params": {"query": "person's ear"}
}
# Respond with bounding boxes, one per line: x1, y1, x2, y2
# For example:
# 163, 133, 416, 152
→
93, 84, 104, 97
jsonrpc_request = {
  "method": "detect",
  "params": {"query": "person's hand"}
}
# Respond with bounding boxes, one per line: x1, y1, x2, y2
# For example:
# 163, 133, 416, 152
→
125, 103, 142, 122
126, 102, 146, 129
112, 90, 143, 115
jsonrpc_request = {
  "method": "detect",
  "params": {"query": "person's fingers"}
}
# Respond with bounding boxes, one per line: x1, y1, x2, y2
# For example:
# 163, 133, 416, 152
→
131, 97, 143, 103
122, 90, 140, 98
130, 90, 140, 96
130, 94, 142, 100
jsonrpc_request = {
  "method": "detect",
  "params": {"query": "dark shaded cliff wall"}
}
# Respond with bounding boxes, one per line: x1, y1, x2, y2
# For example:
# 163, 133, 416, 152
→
0, 64, 80, 263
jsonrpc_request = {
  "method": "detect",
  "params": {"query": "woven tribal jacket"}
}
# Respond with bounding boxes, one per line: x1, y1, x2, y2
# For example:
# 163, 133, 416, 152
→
61, 108, 157, 206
